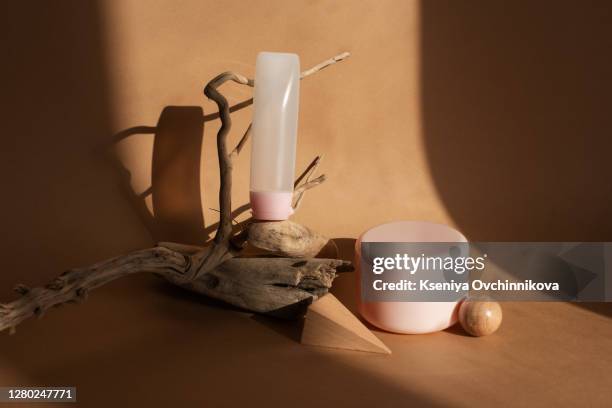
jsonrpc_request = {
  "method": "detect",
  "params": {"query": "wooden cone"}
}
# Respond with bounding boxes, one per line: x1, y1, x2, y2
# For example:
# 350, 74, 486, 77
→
301, 294, 391, 354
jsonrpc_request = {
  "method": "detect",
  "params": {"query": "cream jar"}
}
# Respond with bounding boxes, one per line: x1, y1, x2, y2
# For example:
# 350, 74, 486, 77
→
355, 221, 468, 334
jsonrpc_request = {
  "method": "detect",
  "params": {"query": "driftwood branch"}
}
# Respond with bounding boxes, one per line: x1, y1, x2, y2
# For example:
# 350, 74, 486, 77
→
0, 52, 351, 334
0, 247, 350, 332
203, 71, 253, 245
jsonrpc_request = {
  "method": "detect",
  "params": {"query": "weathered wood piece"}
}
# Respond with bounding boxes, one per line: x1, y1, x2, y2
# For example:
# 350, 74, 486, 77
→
0, 248, 350, 332
248, 220, 329, 258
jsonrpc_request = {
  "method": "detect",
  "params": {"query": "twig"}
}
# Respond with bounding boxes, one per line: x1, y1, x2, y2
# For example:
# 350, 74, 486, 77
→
229, 52, 351, 157
293, 156, 324, 210
294, 175, 326, 196
230, 156, 328, 240
300, 51, 351, 79
230, 123, 252, 159
294, 156, 321, 188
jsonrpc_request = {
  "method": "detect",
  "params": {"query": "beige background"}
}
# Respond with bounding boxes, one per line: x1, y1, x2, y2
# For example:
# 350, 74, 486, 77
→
2, 0, 612, 294
107, 0, 436, 242
1, 1, 611, 406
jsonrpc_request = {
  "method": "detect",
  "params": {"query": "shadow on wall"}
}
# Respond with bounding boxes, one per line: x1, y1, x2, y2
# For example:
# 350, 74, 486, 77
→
113, 107, 208, 245
420, 0, 612, 241
112, 96, 255, 245
0, 1, 153, 298
0, 1, 250, 293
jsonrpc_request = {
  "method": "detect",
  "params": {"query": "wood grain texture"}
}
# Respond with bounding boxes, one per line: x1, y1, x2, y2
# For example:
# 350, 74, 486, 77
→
248, 220, 329, 258
0, 246, 352, 332
458, 299, 503, 337
301, 294, 391, 354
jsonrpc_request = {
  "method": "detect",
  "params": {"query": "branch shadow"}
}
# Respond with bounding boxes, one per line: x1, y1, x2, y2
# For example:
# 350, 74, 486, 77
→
110, 95, 252, 246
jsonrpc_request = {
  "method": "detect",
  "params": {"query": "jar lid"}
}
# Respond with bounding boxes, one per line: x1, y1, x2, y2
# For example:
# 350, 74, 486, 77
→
359, 220, 467, 243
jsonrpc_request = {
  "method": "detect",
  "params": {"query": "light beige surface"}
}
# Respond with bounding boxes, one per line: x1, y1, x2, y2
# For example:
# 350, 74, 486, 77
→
1, 0, 612, 406
0, 273, 610, 407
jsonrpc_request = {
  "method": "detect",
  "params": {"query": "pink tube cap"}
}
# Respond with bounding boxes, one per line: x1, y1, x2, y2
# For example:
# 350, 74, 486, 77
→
250, 191, 294, 221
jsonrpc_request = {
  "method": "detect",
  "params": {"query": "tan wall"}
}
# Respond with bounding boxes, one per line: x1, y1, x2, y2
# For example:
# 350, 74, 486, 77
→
105, 0, 443, 243
1, 0, 611, 298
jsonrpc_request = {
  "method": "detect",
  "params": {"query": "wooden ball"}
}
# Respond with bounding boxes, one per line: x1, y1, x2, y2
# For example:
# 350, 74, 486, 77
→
458, 299, 502, 337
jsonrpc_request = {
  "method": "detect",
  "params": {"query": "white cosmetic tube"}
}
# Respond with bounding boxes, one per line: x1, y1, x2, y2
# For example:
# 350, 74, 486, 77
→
249, 52, 300, 220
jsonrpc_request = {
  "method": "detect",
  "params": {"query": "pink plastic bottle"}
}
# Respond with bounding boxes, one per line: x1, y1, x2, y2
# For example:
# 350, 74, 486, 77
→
249, 52, 300, 220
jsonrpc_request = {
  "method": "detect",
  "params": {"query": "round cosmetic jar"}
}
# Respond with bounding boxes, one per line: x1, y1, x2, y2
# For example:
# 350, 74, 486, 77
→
355, 221, 467, 334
